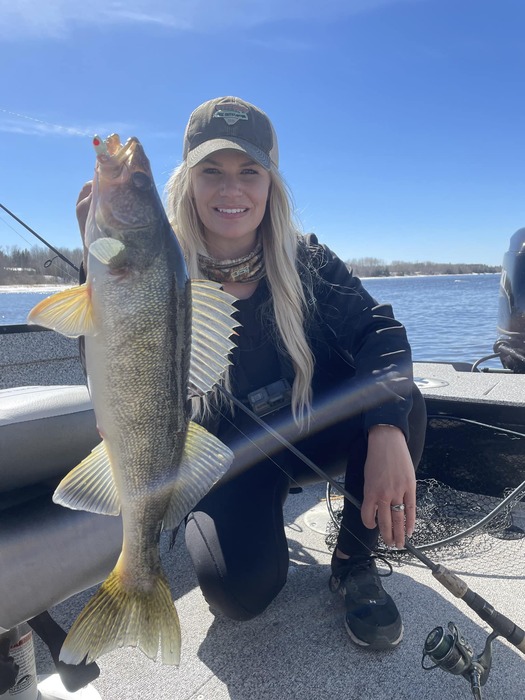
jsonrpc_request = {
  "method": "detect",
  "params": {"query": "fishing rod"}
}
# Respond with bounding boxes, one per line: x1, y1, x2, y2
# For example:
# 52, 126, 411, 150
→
4, 199, 522, 693
216, 384, 525, 698
0, 203, 79, 273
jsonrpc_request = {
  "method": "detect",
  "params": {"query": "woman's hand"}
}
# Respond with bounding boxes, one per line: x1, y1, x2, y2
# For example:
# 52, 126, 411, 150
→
76, 181, 92, 268
360, 425, 416, 549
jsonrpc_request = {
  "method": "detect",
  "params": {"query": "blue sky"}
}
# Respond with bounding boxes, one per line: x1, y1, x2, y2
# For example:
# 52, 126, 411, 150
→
0, 0, 524, 266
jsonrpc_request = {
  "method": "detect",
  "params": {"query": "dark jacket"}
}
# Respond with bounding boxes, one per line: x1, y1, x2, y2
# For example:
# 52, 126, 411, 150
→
227, 233, 414, 439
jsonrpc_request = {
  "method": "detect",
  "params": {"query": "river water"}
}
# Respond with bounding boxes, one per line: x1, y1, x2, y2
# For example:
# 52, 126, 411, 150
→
0, 273, 504, 368
363, 273, 502, 367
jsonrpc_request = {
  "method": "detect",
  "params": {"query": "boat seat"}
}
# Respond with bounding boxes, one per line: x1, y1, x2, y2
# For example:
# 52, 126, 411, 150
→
0, 385, 122, 633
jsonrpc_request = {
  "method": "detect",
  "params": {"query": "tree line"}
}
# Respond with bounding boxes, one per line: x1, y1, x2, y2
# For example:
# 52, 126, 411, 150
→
0, 245, 82, 285
0, 245, 501, 285
346, 256, 501, 278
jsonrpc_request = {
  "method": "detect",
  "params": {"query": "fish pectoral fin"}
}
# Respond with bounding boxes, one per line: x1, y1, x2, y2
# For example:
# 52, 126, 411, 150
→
53, 439, 120, 515
89, 237, 126, 266
27, 283, 95, 337
162, 421, 234, 530
59, 563, 181, 666
188, 280, 240, 396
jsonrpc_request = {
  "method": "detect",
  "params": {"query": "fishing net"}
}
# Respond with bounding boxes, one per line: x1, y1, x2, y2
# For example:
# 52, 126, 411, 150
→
325, 416, 525, 571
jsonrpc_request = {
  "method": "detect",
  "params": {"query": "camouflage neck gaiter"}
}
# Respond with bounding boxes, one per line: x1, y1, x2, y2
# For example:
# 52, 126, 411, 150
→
198, 238, 265, 284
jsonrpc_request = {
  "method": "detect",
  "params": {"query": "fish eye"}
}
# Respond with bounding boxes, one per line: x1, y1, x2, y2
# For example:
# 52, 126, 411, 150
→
132, 172, 152, 191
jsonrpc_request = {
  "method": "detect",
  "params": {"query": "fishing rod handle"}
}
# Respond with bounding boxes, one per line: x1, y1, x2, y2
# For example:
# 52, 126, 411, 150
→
432, 565, 468, 596
433, 565, 525, 654
462, 589, 525, 654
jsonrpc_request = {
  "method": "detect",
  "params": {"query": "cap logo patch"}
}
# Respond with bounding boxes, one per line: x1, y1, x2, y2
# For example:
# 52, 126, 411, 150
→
213, 104, 249, 126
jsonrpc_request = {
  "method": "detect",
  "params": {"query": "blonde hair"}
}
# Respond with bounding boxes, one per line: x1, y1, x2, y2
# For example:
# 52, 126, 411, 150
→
164, 161, 315, 423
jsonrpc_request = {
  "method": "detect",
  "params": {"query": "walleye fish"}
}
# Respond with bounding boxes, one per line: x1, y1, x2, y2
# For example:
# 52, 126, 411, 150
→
28, 135, 239, 665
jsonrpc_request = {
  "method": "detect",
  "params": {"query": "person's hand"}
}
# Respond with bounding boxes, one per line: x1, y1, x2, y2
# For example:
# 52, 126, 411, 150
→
360, 425, 416, 549
76, 181, 93, 268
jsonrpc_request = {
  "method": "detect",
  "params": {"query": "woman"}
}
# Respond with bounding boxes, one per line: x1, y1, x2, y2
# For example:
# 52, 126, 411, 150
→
162, 96, 427, 650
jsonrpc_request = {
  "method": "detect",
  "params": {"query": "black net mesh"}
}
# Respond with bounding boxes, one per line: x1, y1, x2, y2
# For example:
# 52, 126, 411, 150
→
325, 416, 525, 568
417, 416, 525, 498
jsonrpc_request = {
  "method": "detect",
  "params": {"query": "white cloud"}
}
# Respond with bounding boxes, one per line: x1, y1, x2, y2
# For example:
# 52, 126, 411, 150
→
0, 0, 420, 40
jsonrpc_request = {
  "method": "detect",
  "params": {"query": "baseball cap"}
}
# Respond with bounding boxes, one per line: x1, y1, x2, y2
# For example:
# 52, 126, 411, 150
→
183, 96, 279, 170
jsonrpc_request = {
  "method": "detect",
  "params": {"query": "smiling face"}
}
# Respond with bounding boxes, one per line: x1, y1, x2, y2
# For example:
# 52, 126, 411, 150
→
190, 149, 271, 259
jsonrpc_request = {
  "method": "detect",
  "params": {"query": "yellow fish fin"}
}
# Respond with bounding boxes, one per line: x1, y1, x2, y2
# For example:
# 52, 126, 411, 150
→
162, 421, 234, 530
59, 562, 180, 665
188, 280, 240, 396
53, 439, 120, 515
27, 283, 95, 338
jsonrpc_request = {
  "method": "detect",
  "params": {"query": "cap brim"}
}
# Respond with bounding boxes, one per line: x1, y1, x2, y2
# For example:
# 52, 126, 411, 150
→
186, 137, 272, 170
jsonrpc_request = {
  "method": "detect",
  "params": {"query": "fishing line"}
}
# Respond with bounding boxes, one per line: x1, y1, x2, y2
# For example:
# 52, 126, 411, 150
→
216, 385, 363, 510
0, 108, 91, 138
216, 383, 423, 560
0, 203, 79, 273
0, 213, 34, 248
214, 399, 374, 557
2, 187, 523, 667
328, 475, 525, 554
327, 416, 525, 553
439, 416, 525, 440
215, 383, 525, 657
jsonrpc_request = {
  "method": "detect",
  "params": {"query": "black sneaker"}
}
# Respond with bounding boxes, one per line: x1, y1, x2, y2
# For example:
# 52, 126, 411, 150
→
329, 553, 403, 649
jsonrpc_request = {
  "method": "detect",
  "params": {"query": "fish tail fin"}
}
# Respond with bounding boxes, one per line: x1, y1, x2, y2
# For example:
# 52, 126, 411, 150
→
59, 565, 181, 665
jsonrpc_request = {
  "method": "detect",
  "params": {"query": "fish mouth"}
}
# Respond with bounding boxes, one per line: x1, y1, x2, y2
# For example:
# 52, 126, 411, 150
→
97, 135, 154, 187
92, 135, 161, 234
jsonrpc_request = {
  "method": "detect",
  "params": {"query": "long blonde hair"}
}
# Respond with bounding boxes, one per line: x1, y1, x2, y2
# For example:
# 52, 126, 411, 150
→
164, 161, 315, 423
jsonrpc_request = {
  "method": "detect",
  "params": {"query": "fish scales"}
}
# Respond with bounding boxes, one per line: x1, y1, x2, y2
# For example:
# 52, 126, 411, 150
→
28, 135, 239, 666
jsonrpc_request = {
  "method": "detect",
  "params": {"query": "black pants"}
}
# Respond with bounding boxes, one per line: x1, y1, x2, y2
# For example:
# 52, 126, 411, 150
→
185, 384, 427, 621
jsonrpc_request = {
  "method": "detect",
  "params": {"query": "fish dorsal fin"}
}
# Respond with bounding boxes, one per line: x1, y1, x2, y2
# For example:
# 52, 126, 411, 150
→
27, 283, 95, 338
189, 280, 239, 396
162, 421, 234, 530
53, 439, 120, 515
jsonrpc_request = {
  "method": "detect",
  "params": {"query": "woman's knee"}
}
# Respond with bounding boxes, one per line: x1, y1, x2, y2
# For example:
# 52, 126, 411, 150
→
197, 564, 287, 621
185, 511, 288, 621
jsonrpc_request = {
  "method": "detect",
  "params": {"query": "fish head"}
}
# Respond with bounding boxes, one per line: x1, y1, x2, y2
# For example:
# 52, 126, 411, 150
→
83, 134, 188, 294
85, 135, 167, 263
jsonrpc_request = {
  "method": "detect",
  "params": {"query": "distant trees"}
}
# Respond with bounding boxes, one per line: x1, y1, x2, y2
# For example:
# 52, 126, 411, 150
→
0, 245, 82, 285
0, 244, 502, 285
346, 257, 501, 278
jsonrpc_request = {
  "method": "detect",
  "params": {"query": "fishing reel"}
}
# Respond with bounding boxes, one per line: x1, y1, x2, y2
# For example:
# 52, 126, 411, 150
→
422, 622, 497, 699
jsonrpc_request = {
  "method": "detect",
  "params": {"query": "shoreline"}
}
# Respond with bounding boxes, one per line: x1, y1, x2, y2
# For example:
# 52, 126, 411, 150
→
361, 271, 500, 280
0, 272, 501, 290
0, 284, 73, 293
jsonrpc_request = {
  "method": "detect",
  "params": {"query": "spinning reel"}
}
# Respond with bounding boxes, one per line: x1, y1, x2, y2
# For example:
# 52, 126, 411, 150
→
422, 622, 497, 699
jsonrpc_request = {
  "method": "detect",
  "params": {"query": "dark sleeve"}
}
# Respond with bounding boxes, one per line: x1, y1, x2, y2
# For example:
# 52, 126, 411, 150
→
305, 235, 413, 438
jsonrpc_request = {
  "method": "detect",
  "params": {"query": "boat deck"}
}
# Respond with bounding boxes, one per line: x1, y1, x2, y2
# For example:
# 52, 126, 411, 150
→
414, 360, 525, 418
34, 483, 525, 700
1, 333, 522, 699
